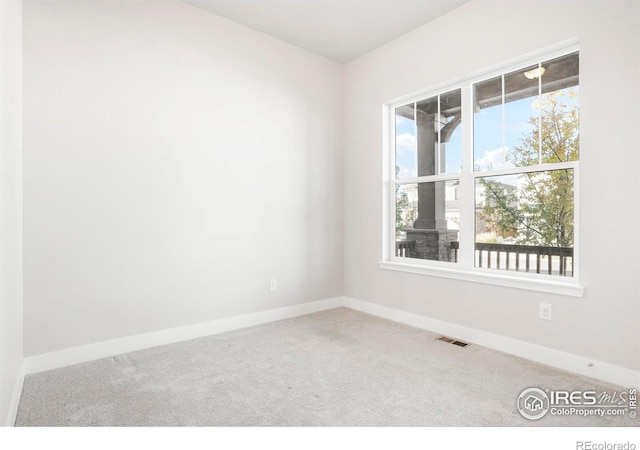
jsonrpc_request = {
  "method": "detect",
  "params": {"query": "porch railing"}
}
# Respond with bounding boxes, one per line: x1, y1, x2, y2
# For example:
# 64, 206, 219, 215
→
395, 240, 416, 258
397, 240, 574, 277
473, 242, 573, 276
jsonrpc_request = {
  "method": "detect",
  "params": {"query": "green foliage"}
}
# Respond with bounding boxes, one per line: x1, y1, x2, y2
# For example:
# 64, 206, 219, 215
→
480, 89, 578, 247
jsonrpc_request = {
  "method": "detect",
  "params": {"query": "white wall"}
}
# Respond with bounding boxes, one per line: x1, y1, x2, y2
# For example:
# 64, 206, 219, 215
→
343, 1, 640, 372
0, 0, 24, 426
23, 0, 343, 356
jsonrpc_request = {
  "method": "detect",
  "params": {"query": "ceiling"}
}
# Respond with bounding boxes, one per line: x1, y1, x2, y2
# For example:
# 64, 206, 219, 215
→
184, 1, 468, 63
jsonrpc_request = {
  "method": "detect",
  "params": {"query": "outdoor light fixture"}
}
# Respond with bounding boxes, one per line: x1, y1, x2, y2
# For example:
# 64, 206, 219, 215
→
524, 67, 546, 79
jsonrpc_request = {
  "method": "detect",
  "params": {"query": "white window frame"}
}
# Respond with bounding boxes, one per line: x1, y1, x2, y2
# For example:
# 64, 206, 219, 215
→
380, 41, 583, 297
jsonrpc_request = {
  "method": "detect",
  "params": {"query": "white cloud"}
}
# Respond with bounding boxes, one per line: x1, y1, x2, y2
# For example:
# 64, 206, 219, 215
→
397, 167, 414, 179
395, 132, 415, 155
475, 146, 512, 170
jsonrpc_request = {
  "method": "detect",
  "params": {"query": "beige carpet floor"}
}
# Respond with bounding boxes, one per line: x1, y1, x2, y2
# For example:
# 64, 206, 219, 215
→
15, 307, 637, 426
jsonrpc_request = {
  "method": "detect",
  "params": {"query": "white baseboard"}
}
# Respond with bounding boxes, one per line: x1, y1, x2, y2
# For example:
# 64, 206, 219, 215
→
22, 295, 640, 389
343, 297, 640, 388
24, 297, 343, 375
4, 362, 25, 427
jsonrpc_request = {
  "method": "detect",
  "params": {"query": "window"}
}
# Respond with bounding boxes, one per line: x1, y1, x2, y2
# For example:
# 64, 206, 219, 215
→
383, 46, 581, 296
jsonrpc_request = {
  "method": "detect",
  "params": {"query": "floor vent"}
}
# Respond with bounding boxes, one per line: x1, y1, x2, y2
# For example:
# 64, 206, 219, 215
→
437, 336, 469, 347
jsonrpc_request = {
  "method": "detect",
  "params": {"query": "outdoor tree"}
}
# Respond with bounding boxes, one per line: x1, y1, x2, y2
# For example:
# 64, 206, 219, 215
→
395, 165, 413, 235
479, 88, 578, 247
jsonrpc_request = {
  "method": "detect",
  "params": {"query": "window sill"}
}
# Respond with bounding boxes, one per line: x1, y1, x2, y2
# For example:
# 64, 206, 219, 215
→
379, 261, 584, 297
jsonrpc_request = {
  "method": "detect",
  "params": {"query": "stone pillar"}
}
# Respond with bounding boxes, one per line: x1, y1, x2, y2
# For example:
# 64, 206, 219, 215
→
413, 109, 447, 230
406, 106, 452, 261
405, 229, 458, 262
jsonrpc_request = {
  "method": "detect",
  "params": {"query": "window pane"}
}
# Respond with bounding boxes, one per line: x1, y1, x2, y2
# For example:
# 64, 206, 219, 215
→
475, 169, 574, 276
504, 64, 540, 167
395, 103, 416, 180
474, 76, 503, 171
540, 52, 579, 164
416, 96, 438, 176
440, 89, 462, 174
395, 180, 459, 262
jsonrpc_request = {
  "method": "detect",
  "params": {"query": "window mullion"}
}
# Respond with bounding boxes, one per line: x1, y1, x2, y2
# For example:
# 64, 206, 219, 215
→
473, 161, 578, 178
501, 74, 506, 168
395, 174, 460, 185
538, 63, 543, 165
458, 84, 475, 270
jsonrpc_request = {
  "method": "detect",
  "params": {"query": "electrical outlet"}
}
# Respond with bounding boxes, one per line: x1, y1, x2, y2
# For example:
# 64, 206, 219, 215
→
539, 303, 552, 321
269, 279, 277, 291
